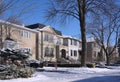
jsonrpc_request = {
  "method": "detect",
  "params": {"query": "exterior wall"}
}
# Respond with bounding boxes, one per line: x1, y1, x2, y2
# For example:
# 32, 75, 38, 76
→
38, 27, 62, 62
38, 26, 82, 63
108, 46, 119, 62
87, 41, 101, 63
68, 39, 80, 60
63, 37, 81, 62
0, 22, 37, 60
87, 42, 93, 63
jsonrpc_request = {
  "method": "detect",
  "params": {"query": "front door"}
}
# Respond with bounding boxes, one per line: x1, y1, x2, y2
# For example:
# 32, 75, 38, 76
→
61, 49, 66, 58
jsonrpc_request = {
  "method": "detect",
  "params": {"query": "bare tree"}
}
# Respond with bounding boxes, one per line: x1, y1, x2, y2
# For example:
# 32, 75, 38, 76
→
87, 2, 120, 65
44, 0, 117, 66
0, 0, 39, 49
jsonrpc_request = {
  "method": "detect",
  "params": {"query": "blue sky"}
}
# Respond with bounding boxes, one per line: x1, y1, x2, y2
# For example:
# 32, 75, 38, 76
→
3, 0, 120, 39
19, 0, 80, 38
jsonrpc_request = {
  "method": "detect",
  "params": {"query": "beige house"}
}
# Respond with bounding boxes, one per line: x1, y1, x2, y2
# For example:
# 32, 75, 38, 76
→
26, 24, 63, 62
26, 23, 82, 63
0, 20, 38, 60
86, 38, 99, 63
86, 41, 100, 63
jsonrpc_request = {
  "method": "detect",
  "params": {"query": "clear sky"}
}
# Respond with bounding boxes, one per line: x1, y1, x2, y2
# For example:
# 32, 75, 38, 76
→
20, 0, 81, 39
3, 0, 120, 39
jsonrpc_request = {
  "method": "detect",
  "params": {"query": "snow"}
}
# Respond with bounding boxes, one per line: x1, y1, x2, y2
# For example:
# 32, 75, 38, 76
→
0, 66, 120, 82
86, 37, 95, 42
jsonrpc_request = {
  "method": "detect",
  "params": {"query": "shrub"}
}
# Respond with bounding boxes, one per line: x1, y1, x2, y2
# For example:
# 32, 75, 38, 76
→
0, 65, 34, 79
17, 67, 34, 78
0, 48, 34, 80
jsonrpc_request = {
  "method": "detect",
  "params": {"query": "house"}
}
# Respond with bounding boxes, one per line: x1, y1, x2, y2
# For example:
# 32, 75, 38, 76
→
86, 37, 102, 63
107, 46, 119, 62
61, 36, 81, 63
26, 23, 82, 64
26, 23, 63, 63
0, 20, 38, 60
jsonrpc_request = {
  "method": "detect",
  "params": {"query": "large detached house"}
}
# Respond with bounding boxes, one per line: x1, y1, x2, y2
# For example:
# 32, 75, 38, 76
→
26, 23, 81, 63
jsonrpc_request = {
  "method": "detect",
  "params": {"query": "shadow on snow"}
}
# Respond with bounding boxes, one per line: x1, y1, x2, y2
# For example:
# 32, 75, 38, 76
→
73, 76, 120, 82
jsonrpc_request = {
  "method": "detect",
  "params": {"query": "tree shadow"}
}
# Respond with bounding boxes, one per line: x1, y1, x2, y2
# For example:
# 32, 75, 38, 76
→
73, 76, 120, 82
44, 70, 79, 74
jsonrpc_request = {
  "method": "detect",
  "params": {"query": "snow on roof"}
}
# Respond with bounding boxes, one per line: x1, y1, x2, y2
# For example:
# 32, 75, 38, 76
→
0, 20, 38, 33
62, 35, 81, 42
87, 37, 95, 42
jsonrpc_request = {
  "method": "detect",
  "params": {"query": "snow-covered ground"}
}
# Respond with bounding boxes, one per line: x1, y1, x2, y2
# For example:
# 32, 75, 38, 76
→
0, 66, 120, 82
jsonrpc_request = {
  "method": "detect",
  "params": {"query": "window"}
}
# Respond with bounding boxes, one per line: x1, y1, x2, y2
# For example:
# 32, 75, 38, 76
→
71, 39, 72, 45
45, 47, 54, 57
56, 38, 61, 45
63, 39, 68, 46
44, 34, 54, 42
45, 47, 49, 56
21, 30, 30, 38
49, 36, 54, 43
74, 50, 77, 56
74, 40, 77, 46
78, 50, 82, 55
71, 50, 73, 56
71, 40, 77, 46
44, 34, 49, 41
50, 48, 54, 57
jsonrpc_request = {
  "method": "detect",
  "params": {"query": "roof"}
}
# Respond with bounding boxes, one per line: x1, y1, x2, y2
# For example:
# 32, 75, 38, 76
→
52, 28, 62, 35
26, 23, 62, 35
63, 35, 81, 42
86, 37, 95, 42
26, 23, 45, 29
0, 20, 38, 33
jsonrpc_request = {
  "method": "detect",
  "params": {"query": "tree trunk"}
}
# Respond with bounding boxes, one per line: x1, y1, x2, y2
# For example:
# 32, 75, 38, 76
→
106, 55, 110, 66
78, 0, 87, 67
80, 24, 87, 67
80, 19, 87, 67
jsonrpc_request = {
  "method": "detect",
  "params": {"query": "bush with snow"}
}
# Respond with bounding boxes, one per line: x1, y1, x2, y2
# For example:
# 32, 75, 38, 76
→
0, 48, 34, 80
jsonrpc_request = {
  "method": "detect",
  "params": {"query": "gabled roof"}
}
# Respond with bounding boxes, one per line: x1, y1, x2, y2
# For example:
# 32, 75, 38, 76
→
26, 23, 62, 35
52, 28, 62, 35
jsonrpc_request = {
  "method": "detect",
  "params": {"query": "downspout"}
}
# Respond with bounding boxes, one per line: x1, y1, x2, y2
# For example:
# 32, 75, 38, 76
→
36, 32, 39, 60
41, 31, 43, 59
